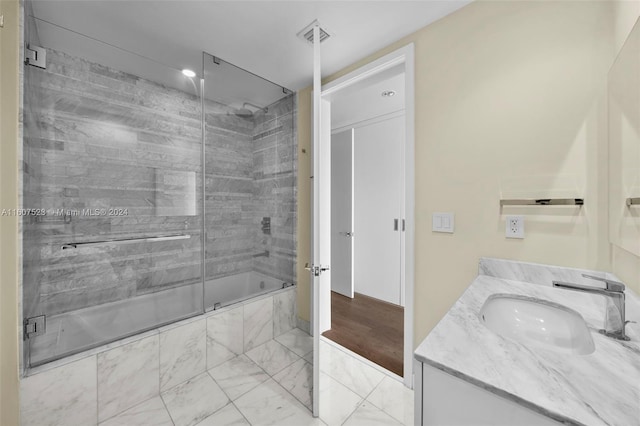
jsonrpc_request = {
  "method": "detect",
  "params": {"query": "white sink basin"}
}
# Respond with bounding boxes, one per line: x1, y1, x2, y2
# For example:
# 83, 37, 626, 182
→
479, 294, 595, 355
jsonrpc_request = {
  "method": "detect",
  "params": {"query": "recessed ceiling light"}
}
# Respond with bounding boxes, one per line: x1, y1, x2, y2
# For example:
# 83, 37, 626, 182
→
182, 69, 196, 78
381, 90, 396, 97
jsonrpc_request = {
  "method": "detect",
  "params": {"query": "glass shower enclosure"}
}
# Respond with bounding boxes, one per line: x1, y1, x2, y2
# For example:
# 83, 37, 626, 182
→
22, 6, 295, 368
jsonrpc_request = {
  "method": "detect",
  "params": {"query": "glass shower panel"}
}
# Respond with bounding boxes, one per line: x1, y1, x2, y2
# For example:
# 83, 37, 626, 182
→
22, 14, 204, 367
202, 53, 296, 310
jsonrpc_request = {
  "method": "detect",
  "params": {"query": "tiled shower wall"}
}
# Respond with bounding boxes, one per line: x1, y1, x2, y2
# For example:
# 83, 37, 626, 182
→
203, 95, 296, 284
204, 109, 254, 279
22, 47, 297, 320
251, 97, 296, 284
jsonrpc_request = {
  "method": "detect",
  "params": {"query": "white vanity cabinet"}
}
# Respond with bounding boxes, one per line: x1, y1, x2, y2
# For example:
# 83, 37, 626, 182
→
412, 258, 640, 426
413, 359, 563, 426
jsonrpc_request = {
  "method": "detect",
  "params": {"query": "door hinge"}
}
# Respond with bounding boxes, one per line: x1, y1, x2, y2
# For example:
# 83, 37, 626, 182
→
304, 263, 330, 277
24, 315, 46, 339
25, 44, 46, 69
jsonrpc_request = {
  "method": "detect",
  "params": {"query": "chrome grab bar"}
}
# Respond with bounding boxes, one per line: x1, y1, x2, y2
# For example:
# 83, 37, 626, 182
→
627, 197, 640, 207
500, 198, 584, 206
61, 234, 191, 250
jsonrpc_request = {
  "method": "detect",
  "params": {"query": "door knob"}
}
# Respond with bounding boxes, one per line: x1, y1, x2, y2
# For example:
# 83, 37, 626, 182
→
304, 263, 330, 276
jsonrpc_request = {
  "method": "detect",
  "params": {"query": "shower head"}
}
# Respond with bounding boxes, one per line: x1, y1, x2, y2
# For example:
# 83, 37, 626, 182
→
234, 102, 268, 118
234, 108, 254, 119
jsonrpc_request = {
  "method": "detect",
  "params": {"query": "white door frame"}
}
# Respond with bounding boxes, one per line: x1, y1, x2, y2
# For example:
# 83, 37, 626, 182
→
320, 43, 416, 388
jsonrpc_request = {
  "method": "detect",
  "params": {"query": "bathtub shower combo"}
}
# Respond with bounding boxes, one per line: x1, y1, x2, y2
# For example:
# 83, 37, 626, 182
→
21, 7, 296, 368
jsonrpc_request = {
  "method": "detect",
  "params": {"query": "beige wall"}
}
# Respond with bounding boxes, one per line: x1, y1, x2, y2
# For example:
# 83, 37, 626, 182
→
0, 0, 21, 424
296, 89, 312, 323
297, 0, 621, 346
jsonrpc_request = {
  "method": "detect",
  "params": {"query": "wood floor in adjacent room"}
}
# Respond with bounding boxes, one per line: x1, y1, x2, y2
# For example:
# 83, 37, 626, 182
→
322, 291, 404, 377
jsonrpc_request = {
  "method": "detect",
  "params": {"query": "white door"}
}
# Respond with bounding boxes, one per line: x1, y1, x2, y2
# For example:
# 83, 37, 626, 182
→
311, 25, 332, 417
311, 97, 332, 417
330, 129, 354, 298
354, 116, 404, 305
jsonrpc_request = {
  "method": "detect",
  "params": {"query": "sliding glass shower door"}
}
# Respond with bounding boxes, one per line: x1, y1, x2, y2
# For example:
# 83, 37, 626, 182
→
23, 11, 205, 367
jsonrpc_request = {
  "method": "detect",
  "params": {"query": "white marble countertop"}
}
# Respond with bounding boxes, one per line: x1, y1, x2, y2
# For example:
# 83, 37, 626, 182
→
415, 258, 640, 426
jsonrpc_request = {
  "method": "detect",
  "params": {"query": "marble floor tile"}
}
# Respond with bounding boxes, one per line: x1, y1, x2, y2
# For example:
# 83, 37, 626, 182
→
208, 354, 269, 400
343, 401, 402, 426
319, 340, 385, 398
246, 339, 300, 376
160, 318, 206, 391
234, 378, 323, 426
273, 358, 313, 409
318, 372, 362, 426
366, 376, 414, 425
97, 335, 159, 422
162, 372, 229, 426
99, 397, 173, 426
304, 350, 314, 364
195, 403, 249, 426
273, 289, 296, 337
244, 296, 273, 351
275, 327, 313, 357
207, 306, 243, 369
20, 355, 97, 426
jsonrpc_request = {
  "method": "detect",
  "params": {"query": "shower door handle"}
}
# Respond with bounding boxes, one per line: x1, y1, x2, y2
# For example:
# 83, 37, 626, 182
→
61, 234, 191, 249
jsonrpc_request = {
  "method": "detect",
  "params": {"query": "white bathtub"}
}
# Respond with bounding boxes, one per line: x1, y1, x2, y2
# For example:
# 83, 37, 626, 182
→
29, 272, 294, 367
205, 271, 291, 310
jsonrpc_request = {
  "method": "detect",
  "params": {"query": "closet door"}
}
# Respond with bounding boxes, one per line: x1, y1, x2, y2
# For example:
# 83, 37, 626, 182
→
354, 116, 404, 306
331, 129, 355, 298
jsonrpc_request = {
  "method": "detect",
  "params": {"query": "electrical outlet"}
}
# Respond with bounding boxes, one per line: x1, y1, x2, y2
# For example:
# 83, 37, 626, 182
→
506, 215, 524, 239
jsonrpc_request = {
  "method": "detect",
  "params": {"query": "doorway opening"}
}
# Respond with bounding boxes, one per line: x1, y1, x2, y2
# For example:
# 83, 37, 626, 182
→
313, 44, 415, 388
322, 68, 406, 377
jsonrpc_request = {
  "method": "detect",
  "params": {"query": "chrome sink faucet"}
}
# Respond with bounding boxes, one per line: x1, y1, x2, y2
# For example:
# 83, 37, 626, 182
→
553, 274, 630, 341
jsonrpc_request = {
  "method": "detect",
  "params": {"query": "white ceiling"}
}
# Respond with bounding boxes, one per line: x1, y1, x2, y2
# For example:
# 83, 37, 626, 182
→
30, 0, 471, 92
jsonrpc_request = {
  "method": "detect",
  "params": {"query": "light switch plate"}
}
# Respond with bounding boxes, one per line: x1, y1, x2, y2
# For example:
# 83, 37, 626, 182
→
433, 212, 454, 233
506, 215, 524, 238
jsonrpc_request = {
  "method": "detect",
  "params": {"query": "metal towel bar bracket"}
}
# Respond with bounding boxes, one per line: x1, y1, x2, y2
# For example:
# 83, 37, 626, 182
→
500, 198, 584, 206
627, 197, 639, 207
61, 234, 190, 250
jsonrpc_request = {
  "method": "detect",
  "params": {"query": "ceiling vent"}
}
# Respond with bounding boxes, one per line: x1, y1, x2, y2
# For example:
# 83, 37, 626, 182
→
297, 20, 332, 45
